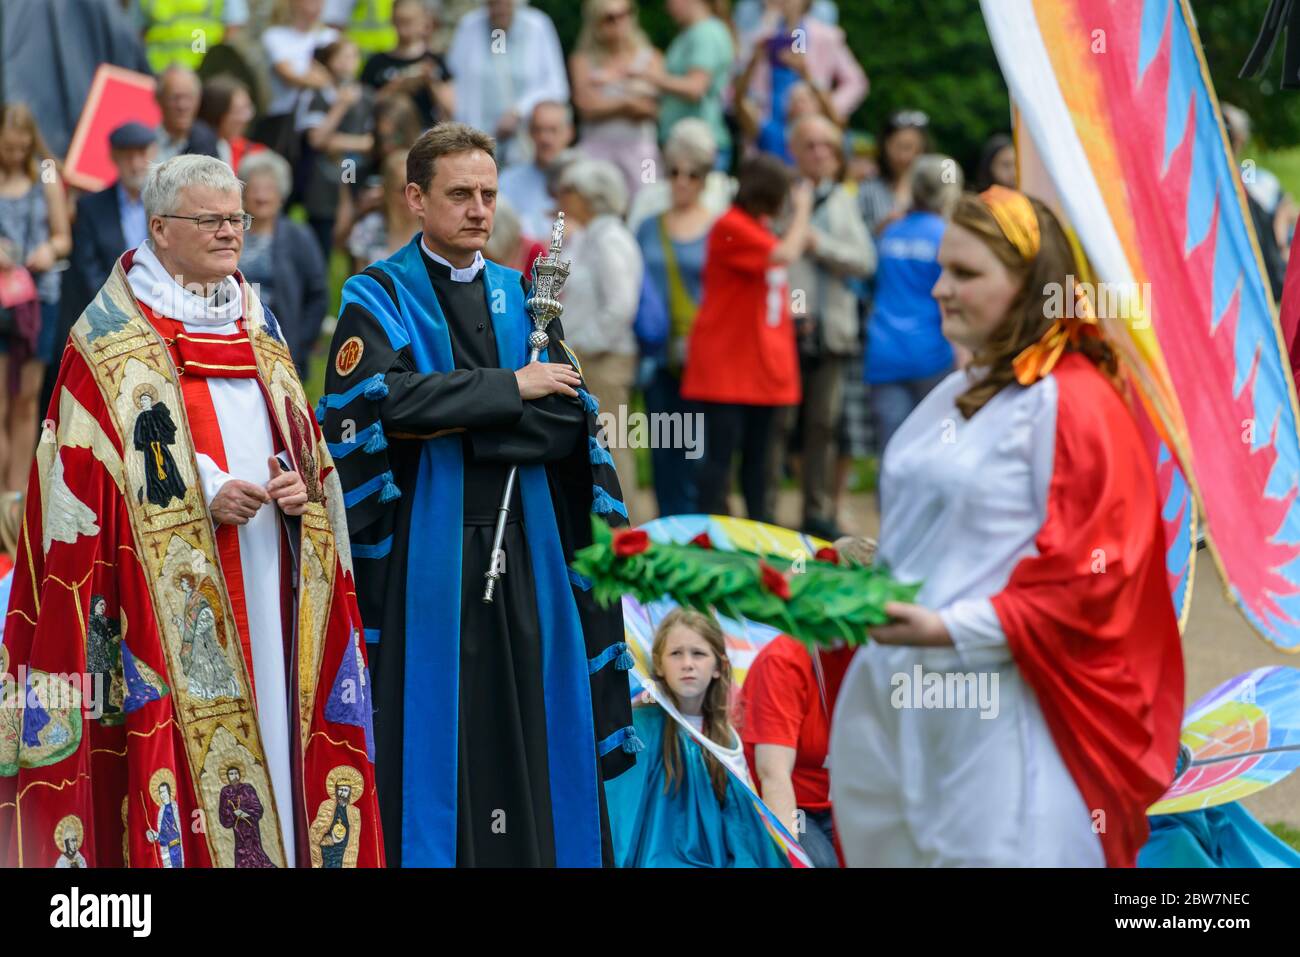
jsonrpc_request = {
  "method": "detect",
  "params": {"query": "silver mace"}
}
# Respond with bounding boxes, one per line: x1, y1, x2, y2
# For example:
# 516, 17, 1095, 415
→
483, 212, 571, 603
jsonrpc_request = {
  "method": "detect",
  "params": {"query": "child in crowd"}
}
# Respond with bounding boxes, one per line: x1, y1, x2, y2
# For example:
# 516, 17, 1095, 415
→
604, 608, 788, 867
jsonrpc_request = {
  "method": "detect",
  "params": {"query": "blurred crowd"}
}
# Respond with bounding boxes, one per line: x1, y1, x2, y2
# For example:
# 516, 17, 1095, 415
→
4, 0, 1291, 538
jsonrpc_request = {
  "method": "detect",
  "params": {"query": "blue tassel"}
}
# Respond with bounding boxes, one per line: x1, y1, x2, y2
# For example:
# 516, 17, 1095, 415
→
578, 388, 599, 415
364, 375, 390, 401
588, 436, 614, 468
591, 484, 627, 519
364, 428, 388, 454
615, 644, 634, 671
621, 728, 646, 754
315, 398, 326, 425
378, 472, 401, 503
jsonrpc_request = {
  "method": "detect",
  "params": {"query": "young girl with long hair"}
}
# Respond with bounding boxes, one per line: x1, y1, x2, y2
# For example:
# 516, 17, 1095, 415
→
604, 608, 788, 867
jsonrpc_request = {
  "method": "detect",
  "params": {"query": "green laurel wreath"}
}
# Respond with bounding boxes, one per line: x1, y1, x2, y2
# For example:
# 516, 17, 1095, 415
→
571, 519, 922, 647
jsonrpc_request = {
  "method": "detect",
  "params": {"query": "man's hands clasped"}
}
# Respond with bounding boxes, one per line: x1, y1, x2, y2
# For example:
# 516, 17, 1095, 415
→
211, 456, 309, 526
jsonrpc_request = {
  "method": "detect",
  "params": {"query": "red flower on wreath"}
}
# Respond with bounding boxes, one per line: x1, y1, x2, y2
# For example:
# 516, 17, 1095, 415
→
758, 560, 792, 601
689, 532, 715, 550
613, 528, 651, 557
815, 546, 840, 565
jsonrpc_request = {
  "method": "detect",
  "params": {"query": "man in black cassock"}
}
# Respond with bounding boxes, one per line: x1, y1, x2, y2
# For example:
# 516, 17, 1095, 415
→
321, 123, 636, 868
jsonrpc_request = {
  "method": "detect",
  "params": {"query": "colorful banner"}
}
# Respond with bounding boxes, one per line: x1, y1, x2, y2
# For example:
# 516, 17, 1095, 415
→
1149, 666, 1300, 814
1016, 121, 1198, 627
622, 515, 824, 868
982, 0, 1300, 651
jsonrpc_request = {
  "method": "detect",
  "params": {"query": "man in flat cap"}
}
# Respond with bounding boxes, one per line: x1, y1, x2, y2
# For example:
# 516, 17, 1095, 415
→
51, 122, 159, 401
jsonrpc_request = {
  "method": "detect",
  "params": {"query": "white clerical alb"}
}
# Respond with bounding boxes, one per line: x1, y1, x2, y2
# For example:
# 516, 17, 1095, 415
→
829, 368, 1104, 867
127, 241, 297, 865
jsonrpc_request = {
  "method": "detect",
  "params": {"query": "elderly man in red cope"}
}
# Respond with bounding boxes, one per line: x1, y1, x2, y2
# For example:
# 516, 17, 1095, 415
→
0, 154, 383, 868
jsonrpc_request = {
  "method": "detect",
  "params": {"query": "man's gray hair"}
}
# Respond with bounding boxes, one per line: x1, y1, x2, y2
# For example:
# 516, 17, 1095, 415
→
142, 154, 243, 220
662, 117, 717, 173
554, 158, 628, 218
238, 150, 293, 201
909, 154, 963, 218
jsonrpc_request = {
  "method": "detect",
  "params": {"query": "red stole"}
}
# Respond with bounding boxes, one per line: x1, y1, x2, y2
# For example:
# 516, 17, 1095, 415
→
138, 301, 278, 704
990, 354, 1184, 867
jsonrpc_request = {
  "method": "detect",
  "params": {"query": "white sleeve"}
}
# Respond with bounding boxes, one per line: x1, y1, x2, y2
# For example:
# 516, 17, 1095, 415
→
939, 598, 1008, 659
195, 453, 236, 507
515, 13, 571, 119
596, 226, 644, 337
937, 377, 1058, 665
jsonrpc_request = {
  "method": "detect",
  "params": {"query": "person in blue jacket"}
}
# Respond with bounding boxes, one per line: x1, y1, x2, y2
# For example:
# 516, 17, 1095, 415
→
605, 608, 789, 868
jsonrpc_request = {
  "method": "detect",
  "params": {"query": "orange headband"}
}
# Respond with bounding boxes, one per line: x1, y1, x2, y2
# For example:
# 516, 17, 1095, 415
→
980, 185, 1041, 261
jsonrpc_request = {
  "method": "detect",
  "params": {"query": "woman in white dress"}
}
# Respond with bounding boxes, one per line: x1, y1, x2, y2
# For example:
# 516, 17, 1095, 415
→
829, 187, 1184, 867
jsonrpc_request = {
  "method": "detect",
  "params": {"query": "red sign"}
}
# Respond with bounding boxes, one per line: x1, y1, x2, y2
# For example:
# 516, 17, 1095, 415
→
63, 66, 161, 194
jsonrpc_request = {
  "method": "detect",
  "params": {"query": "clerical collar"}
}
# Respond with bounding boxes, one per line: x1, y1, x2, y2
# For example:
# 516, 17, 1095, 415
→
420, 237, 485, 282
126, 241, 242, 326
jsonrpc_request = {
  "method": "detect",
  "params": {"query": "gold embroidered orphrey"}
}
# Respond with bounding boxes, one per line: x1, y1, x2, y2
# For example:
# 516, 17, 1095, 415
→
67, 259, 348, 867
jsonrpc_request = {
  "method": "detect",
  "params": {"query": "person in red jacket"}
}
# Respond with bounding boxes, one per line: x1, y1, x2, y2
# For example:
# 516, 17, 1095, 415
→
737, 634, 854, 868
681, 154, 812, 522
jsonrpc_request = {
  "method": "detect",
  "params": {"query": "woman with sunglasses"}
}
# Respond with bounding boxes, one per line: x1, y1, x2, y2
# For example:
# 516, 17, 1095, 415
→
634, 118, 720, 517
571, 0, 663, 202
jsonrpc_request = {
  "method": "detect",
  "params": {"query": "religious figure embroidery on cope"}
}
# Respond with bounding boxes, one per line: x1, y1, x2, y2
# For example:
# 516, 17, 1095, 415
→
216, 758, 276, 868
144, 767, 185, 868
53, 815, 87, 868
172, 568, 239, 701
131, 384, 188, 508
86, 595, 125, 725
285, 397, 324, 503
0, 651, 83, 775
309, 765, 365, 868
118, 607, 169, 715
0, 647, 20, 776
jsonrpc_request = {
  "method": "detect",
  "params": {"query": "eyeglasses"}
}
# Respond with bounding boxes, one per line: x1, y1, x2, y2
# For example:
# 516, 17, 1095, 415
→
668, 166, 706, 181
160, 213, 253, 232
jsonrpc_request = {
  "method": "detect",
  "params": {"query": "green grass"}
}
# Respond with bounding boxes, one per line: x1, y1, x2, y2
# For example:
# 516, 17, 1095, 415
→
1266, 821, 1300, 853
1258, 146, 1300, 202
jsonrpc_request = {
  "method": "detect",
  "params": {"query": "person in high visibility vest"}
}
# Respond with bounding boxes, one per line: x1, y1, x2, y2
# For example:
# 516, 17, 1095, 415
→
323, 0, 396, 59
137, 0, 249, 74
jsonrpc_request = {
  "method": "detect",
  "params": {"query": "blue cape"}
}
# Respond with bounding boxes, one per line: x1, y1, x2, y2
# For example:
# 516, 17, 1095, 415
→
1141, 803, 1300, 868
338, 237, 602, 867
604, 707, 789, 868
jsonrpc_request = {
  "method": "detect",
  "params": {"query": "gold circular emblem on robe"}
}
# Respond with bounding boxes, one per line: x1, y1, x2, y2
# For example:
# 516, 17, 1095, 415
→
335, 337, 365, 377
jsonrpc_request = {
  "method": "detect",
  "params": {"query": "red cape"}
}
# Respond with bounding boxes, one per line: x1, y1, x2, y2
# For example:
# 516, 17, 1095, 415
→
991, 354, 1185, 867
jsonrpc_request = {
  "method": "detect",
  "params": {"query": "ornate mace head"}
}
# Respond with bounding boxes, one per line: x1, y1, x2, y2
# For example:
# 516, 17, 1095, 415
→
525, 212, 571, 352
